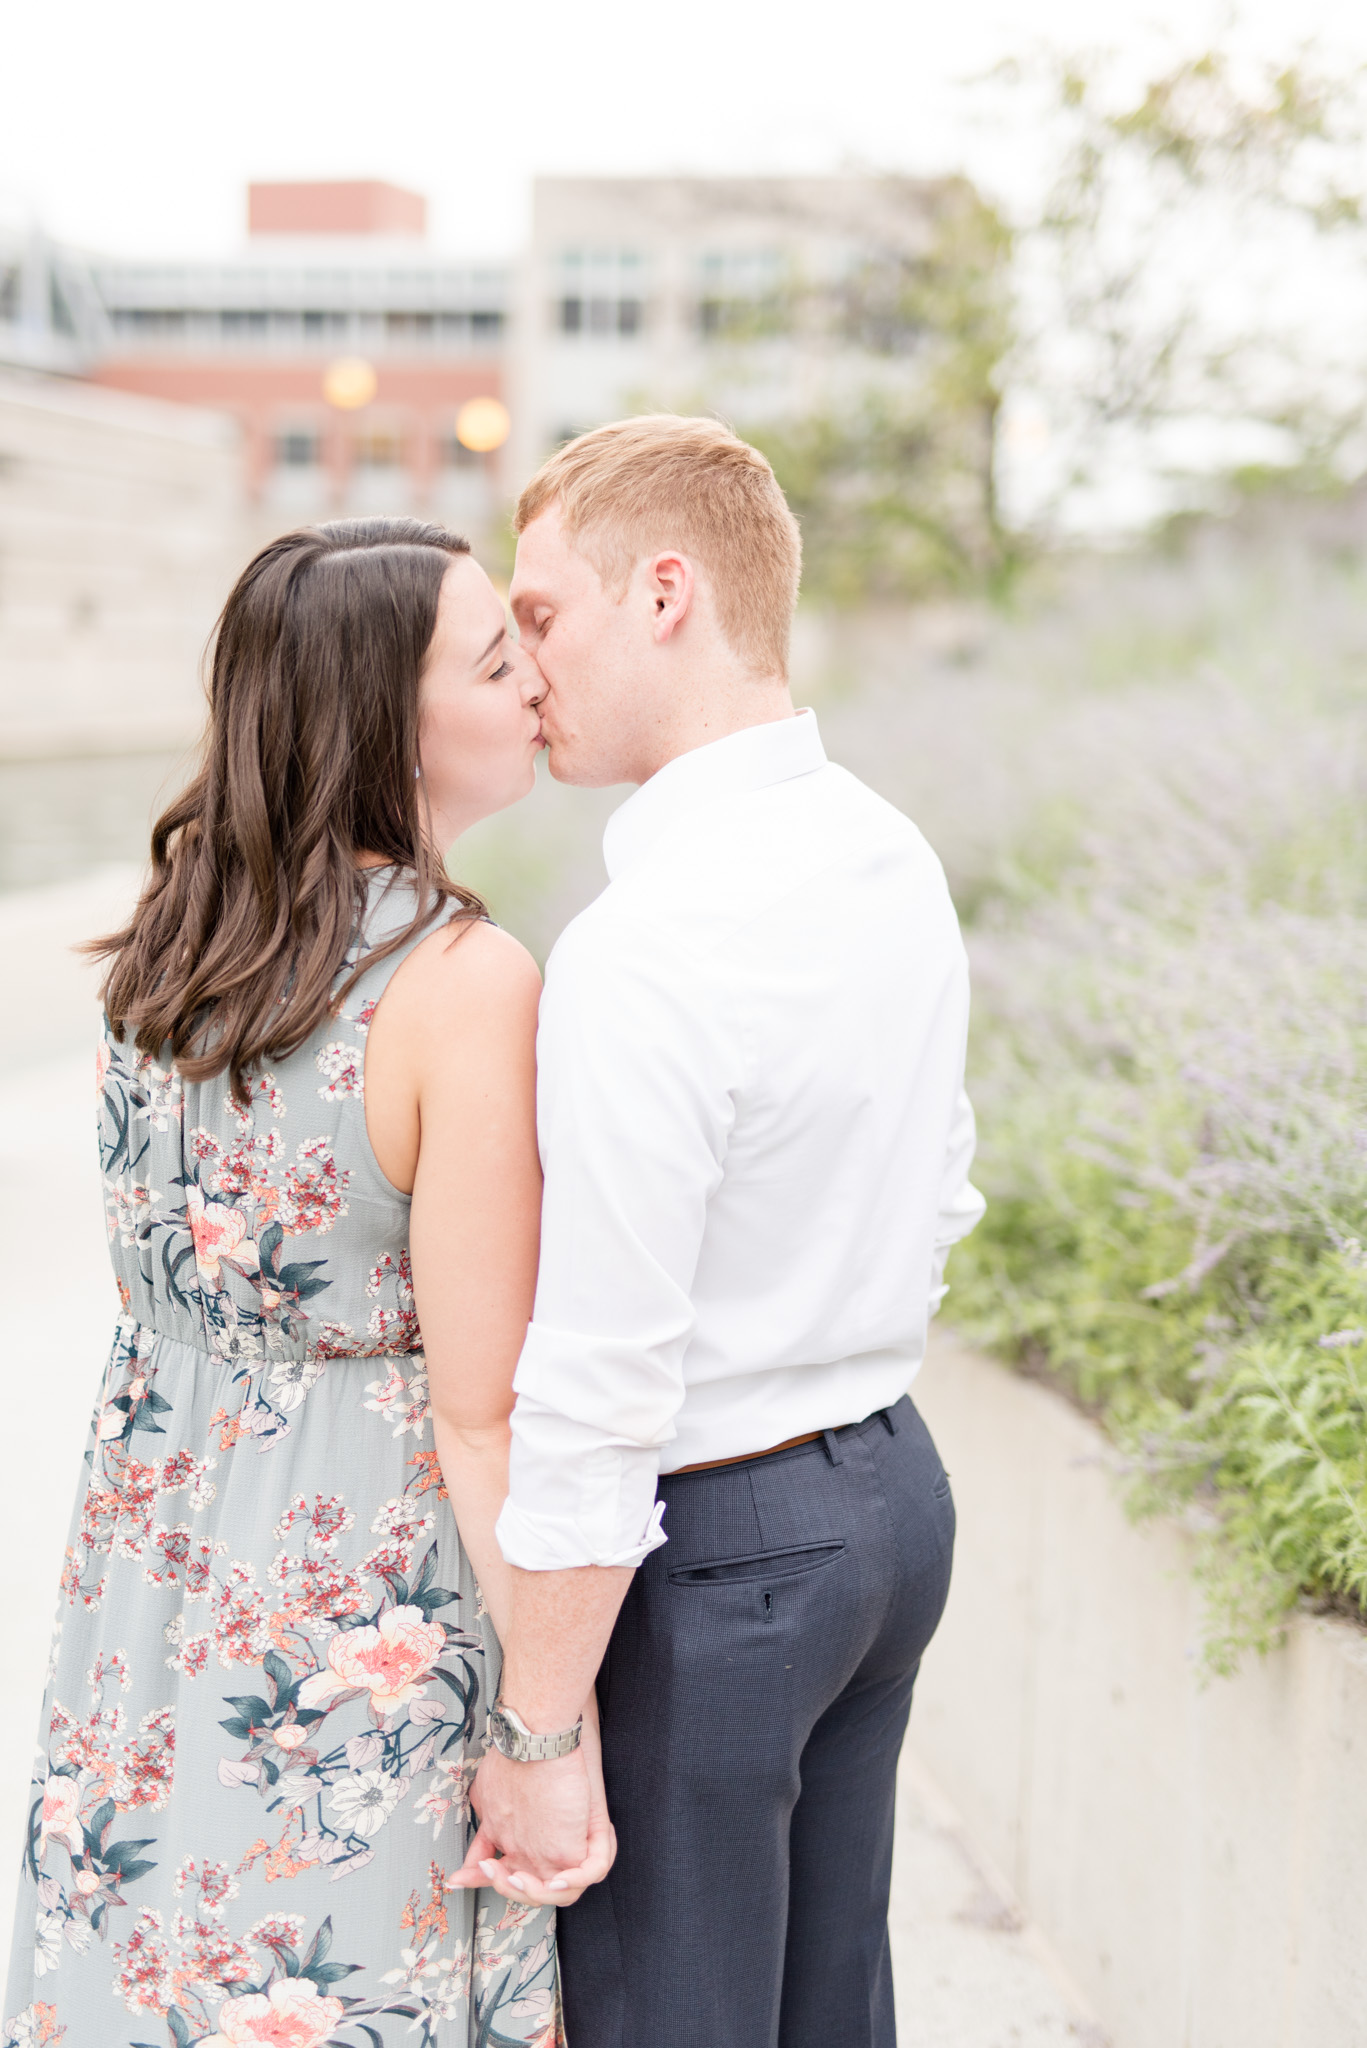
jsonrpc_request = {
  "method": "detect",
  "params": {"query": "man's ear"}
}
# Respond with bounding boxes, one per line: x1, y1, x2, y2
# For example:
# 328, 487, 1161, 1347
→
647, 552, 694, 644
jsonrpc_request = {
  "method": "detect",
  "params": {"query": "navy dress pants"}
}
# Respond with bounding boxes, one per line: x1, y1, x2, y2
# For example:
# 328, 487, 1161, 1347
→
557, 1394, 956, 2048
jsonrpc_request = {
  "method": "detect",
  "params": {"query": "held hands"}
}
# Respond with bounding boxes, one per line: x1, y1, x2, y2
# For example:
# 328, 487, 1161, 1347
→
450, 1697, 616, 1908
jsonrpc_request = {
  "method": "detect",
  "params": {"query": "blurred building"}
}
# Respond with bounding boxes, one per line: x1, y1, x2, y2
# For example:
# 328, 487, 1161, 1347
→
85, 182, 511, 530
0, 226, 112, 375
0, 368, 241, 755
512, 174, 980, 475
0, 173, 998, 758
1, 174, 989, 533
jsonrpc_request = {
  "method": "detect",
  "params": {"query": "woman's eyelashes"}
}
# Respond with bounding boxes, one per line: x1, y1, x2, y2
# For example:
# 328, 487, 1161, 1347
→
489, 659, 513, 680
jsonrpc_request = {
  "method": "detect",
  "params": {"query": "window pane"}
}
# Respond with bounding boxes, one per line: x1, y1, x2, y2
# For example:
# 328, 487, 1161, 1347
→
276, 431, 320, 467
354, 429, 404, 468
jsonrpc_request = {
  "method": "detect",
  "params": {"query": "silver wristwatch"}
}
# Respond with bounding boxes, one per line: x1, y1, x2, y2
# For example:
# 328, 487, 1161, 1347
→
486, 1697, 583, 1764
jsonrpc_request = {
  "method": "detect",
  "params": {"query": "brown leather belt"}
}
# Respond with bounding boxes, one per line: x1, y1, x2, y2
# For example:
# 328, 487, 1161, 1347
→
671, 1430, 825, 1476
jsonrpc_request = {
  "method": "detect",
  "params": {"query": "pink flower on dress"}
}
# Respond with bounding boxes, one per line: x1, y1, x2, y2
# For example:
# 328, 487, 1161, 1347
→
278, 1139, 350, 1236
204, 1976, 344, 2045
186, 1186, 259, 1283
298, 1605, 446, 1717
38, 1774, 82, 1851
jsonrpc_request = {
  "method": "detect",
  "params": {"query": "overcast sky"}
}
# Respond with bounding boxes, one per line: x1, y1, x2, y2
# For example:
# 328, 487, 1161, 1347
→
5, 0, 1365, 260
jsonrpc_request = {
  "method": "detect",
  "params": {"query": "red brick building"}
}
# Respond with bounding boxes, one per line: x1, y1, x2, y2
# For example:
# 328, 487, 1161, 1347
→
89, 182, 510, 524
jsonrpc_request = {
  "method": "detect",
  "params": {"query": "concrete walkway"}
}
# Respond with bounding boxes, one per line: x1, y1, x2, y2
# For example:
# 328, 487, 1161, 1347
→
0, 873, 1102, 2044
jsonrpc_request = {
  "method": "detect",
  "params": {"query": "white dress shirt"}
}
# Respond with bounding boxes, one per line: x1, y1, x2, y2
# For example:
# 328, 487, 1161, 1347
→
495, 710, 985, 1572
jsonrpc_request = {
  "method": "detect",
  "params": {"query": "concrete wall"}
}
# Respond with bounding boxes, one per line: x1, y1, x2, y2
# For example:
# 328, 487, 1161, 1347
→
0, 369, 244, 756
911, 1334, 1367, 2048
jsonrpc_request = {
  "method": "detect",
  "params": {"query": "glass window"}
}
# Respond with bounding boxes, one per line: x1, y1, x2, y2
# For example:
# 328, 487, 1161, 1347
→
353, 429, 404, 468
221, 310, 269, 338
385, 312, 435, 339
276, 430, 320, 468
440, 434, 482, 470
617, 297, 643, 336
558, 296, 582, 334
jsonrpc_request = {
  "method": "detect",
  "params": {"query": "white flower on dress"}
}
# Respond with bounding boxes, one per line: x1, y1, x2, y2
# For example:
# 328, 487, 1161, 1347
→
382, 1935, 471, 2010
315, 1041, 364, 1102
412, 1788, 451, 1838
97, 1402, 127, 1440
362, 1359, 429, 1437
370, 1495, 434, 1539
32, 1913, 63, 1976
271, 1770, 317, 1812
326, 1768, 404, 1838
133, 1064, 183, 1131
267, 1356, 325, 1412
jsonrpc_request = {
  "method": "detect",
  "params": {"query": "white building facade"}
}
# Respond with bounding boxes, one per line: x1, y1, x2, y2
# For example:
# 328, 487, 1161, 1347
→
512, 175, 973, 478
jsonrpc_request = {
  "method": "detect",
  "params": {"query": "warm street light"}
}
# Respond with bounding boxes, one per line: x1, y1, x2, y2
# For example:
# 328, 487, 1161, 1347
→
455, 396, 510, 452
323, 358, 379, 410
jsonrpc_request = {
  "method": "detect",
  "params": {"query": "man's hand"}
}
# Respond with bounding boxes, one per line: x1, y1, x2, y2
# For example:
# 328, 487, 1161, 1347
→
463, 1747, 589, 1882
450, 1729, 616, 1906
449, 1564, 631, 1905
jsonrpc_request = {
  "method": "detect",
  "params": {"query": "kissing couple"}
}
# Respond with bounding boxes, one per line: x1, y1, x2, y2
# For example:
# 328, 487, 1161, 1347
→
4, 415, 982, 2048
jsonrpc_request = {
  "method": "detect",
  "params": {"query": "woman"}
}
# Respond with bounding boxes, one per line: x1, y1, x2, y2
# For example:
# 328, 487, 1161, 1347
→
3, 519, 597, 2048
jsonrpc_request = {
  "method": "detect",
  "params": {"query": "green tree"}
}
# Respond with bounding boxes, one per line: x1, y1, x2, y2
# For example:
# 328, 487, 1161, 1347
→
742, 179, 1013, 602
1003, 46, 1367, 528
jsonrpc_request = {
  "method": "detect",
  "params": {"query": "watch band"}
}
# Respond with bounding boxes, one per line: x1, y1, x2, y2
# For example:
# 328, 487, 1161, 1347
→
487, 1697, 583, 1764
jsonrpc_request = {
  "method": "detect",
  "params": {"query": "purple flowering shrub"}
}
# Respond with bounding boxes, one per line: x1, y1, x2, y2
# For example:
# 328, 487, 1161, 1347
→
819, 500, 1367, 1666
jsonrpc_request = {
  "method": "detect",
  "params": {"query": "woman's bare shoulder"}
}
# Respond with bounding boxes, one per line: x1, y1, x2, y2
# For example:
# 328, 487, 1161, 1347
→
382, 915, 541, 1045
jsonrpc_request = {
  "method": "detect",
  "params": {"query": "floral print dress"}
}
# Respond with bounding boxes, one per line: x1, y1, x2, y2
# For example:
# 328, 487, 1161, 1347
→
4, 870, 560, 2048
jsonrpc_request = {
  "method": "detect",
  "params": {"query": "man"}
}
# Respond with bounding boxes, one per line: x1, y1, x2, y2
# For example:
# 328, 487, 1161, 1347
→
453, 416, 984, 2046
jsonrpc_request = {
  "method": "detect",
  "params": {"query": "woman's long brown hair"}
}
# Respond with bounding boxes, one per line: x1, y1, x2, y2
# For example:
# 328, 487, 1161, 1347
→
89, 518, 485, 1100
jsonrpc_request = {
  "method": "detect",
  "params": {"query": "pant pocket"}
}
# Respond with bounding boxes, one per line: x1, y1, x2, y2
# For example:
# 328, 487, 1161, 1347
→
668, 1540, 845, 1586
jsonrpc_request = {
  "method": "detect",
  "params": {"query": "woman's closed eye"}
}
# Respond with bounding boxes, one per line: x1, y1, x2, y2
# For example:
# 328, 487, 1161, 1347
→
489, 659, 512, 680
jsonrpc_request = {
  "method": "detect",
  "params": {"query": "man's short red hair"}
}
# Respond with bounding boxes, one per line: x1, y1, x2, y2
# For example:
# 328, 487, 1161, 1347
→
514, 415, 802, 678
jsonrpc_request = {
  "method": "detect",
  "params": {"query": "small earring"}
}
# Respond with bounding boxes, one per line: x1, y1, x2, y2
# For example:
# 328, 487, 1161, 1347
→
414, 763, 422, 780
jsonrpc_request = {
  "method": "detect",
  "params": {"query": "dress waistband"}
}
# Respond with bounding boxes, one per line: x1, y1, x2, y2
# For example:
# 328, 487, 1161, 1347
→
111, 1311, 424, 1367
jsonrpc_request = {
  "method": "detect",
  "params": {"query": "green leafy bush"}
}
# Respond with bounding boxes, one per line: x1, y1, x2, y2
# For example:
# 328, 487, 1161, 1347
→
913, 507, 1367, 1669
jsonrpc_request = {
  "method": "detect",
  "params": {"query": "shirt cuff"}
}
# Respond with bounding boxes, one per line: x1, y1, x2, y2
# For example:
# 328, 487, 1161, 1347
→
495, 1496, 668, 1573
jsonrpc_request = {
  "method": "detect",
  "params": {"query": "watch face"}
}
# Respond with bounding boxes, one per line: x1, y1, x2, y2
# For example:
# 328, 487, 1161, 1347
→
488, 1706, 515, 1752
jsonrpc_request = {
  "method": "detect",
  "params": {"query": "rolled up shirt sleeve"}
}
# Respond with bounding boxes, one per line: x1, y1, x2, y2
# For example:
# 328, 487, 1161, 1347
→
928, 1083, 986, 1314
495, 912, 737, 1571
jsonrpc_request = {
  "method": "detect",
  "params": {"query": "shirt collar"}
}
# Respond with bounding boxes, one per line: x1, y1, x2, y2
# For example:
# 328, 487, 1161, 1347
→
602, 710, 828, 882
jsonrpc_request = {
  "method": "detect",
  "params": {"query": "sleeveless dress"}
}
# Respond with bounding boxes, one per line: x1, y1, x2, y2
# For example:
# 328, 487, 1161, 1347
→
4, 869, 560, 2048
